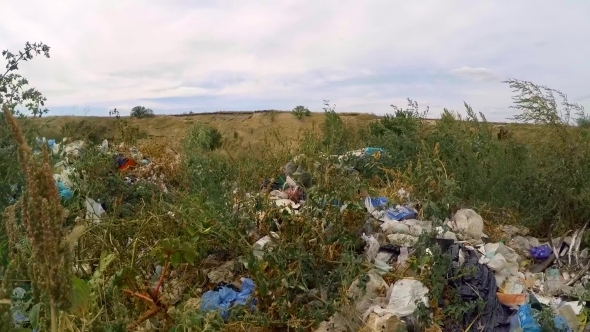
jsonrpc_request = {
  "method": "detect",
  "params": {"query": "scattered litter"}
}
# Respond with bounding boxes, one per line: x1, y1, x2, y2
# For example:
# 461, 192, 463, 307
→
253, 232, 279, 259
365, 196, 417, 223
497, 292, 527, 307
558, 303, 580, 330
383, 279, 429, 317
511, 304, 541, 332
451, 209, 485, 242
387, 234, 418, 247
200, 278, 256, 320
116, 155, 137, 171
15, 136, 590, 331
85, 197, 106, 223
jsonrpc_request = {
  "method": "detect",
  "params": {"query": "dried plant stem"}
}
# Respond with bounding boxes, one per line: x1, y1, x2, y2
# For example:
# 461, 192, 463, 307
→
123, 257, 171, 329
127, 307, 161, 330
123, 289, 155, 304
152, 260, 170, 298
2, 104, 72, 330
50, 298, 57, 332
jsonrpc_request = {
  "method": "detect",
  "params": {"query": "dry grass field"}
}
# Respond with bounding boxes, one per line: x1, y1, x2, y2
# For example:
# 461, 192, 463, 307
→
25, 110, 540, 153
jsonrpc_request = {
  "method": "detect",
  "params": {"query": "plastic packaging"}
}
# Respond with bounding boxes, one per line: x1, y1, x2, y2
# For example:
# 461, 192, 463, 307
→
557, 304, 578, 330
85, 197, 105, 223
545, 268, 562, 295
365, 197, 417, 222
529, 244, 552, 260
513, 304, 541, 332
253, 232, 279, 259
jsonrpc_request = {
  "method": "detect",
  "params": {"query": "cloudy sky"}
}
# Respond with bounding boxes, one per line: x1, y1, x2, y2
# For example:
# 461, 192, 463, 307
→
1, 0, 588, 120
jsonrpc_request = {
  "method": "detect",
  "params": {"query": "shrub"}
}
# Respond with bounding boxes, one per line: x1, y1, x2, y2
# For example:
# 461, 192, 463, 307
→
362, 99, 427, 172
183, 123, 223, 152
369, 98, 426, 138
59, 119, 109, 145
321, 100, 349, 154
291, 105, 311, 119
110, 108, 147, 145
576, 113, 590, 128
3, 105, 72, 332
130, 106, 155, 118
0, 41, 76, 331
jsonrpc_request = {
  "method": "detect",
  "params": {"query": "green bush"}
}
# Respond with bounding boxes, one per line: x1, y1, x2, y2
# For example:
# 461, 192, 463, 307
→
576, 113, 590, 129
321, 100, 349, 154
369, 98, 426, 137
291, 105, 311, 119
130, 105, 155, 118
59, 119, 110, 145
183, 123, 223, 152
364, 99, 427, 171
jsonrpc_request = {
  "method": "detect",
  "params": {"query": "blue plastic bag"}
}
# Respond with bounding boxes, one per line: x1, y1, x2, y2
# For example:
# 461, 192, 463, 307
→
56, 181, 73, 200
365, 196, 416, 221
367, 196, 389, 208
530, 244, 552, 260
200, 278, 256, 321
364, 147, 385, 157
553, 315, 573, 332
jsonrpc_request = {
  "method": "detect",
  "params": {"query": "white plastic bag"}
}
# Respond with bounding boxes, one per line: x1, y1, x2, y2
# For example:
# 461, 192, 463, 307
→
378, 279, 429, 317
380, 221, 410, 235
85, 198, 105, 223
452, 209, 484, 242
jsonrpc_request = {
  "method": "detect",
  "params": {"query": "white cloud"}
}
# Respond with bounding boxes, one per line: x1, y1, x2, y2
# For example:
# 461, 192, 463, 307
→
0, 0, 588, 120
450, 67, 502, 82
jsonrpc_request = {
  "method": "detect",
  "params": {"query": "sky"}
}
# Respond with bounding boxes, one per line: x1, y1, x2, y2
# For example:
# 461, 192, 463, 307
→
0, 0, 589, 121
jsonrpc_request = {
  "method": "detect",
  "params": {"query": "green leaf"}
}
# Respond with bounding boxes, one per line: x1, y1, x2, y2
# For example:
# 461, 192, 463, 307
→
149, 247, 159, 257
9, 329, 32, 332
258, 279, 267, 296
418, 255, 432, 267
99, 252, 116, 270
70, 277, 91, 317
180, 243, 197, 265
170, 251, 182, 268
108, 267, 136, 291
89, 253, 116, 288
29, 303, 40, 329
183, 250, 196, 265
160, 239, 173, 252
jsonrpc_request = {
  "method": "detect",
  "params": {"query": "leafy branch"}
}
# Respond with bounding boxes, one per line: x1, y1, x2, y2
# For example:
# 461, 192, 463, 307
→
0, 42, 51, 117
504, 78, 584, 126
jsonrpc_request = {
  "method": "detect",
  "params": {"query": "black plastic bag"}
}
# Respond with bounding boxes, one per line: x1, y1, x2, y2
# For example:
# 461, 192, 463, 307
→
444, 244, 513, 332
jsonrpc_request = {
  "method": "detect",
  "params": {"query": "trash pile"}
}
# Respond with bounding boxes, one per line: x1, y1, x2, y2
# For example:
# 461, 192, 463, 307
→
252, 152, 590, 331
35, 137, 180, 224
357, 207, 590, 331
12, 139, 590, 331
